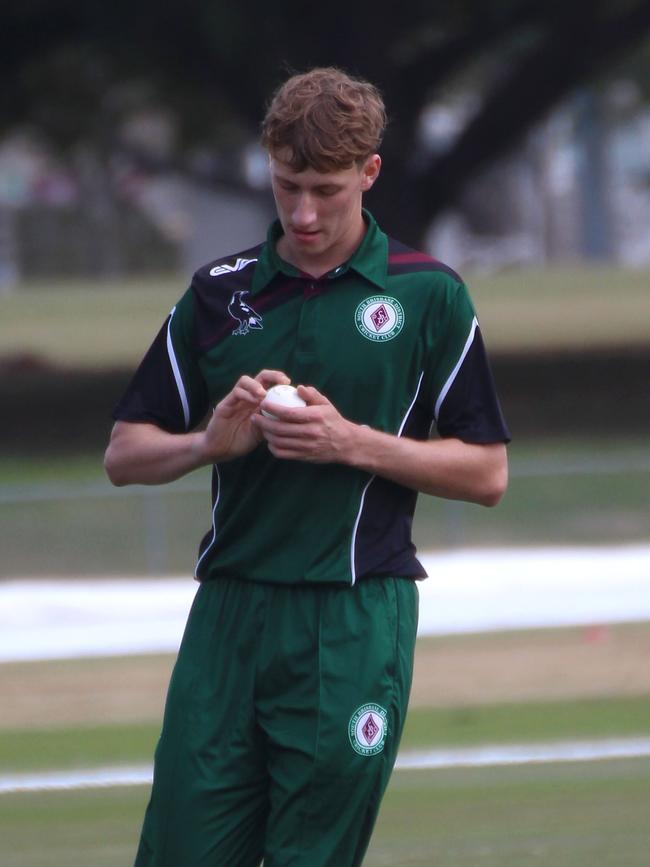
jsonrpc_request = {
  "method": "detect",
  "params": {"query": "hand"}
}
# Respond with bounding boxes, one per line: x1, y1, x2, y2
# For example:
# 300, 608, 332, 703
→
251, 385, 357, 464
202, 369, 291, 462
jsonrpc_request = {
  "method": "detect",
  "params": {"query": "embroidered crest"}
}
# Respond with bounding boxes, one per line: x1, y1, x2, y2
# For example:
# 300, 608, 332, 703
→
348, 703, 388, 756
355, 296, 404, 342
228, 290, 263, 336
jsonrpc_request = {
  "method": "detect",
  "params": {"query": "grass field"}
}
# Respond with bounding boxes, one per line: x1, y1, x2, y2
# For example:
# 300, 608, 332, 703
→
2, 694, 650, 774
3, 624, 650, 738
3, 759, 650, 867
1, 625, 650, 865
1, 266, 650, 369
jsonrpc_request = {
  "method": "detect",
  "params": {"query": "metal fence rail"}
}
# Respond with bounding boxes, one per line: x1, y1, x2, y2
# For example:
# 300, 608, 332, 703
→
1, 456, 649, 577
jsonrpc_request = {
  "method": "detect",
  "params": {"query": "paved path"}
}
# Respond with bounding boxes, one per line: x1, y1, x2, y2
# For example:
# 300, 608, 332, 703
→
2, 545, 650, 663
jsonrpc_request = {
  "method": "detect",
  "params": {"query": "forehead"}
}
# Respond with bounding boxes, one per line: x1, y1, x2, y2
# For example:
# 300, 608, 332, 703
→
269, 152, 361, 187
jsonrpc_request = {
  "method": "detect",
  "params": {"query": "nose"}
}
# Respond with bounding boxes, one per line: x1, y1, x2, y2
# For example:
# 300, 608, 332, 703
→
292, 194, 317, 229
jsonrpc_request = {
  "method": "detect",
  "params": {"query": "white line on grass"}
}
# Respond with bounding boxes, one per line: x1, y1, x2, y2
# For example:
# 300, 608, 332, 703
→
0, 765, 153, 794
3, 738, 650, 794
395, 737, 650, 770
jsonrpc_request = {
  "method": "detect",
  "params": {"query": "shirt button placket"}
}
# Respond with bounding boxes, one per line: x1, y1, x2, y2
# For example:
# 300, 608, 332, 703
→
295, 280, 320, 367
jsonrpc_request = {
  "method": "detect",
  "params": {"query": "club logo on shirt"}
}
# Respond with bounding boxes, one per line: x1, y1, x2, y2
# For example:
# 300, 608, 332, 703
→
349, 703, 388, 756
228, 290, 263, 335
355, 296, 404, 342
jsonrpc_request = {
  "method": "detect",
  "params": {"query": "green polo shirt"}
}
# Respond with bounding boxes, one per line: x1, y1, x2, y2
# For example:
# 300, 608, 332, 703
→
113, 211, 509, 585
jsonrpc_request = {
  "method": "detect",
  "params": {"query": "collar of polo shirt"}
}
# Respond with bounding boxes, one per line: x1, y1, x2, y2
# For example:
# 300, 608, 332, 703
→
250, 209, 388, 294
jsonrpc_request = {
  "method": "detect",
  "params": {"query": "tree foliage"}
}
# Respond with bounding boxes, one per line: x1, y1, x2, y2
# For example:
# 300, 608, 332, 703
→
3, 0, 650, 244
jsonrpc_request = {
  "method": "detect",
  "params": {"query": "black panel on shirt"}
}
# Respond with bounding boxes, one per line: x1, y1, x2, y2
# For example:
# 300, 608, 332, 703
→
111, 319, 207, 433
354, 396, 432, 580
387, 237, 463, 282
354, 480, 426, 580
191, 245, 263, 351
354, 331, 509, 580
436, 328, 511, 443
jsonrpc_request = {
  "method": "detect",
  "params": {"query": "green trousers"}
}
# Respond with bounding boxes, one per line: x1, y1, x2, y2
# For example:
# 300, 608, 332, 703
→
134, 576, 418, 867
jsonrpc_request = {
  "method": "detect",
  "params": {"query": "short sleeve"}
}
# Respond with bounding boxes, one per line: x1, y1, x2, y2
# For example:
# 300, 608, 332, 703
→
427, 282, 510, 444
112, 287, 209, 433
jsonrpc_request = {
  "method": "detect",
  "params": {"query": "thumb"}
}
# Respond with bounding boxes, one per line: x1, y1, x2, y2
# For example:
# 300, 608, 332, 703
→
297, 384, 329, 406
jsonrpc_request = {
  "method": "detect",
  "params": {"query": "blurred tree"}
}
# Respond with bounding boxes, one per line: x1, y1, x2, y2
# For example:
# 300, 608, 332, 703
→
3, 0, 650, 246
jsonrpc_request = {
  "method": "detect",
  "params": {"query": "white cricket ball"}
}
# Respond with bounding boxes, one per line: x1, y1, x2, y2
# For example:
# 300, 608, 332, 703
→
261, 384, 306, 419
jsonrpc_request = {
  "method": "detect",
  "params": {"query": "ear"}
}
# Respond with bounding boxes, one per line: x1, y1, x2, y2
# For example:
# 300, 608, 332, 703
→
360, 154, 381, 192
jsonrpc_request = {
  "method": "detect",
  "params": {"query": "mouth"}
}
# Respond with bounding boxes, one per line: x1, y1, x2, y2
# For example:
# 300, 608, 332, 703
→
291, 228, 321, 243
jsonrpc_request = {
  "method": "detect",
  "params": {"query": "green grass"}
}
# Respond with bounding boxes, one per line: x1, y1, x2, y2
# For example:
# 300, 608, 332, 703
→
413, 439, 650, 549
367, 759, 650, 866
0, 277, 182, 369
0, 724, 159, 774
2, 761, 650, 866
0, 454, 107, 485
2, 695, 649, 775
469, 265, 650, 352
402, 696, 650, 749
0, 787, 146, 867
0, 482, 209, 575
1, 266, 649, 369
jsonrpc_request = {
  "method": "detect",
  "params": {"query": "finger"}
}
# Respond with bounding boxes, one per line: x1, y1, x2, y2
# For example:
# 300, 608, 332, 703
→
254, 414, 315, 438
223, 376, 268, 404
267, 441, 326, 462
259, 402, 313, 423
220, 375, 268, 402
267, 440, 312, 458
216, 384, 270, 422
297, 385, 330, 406
240, 375, 269, 399
257, 404, 323, 429
255, 369, 292, 388
218, 386, 264, 414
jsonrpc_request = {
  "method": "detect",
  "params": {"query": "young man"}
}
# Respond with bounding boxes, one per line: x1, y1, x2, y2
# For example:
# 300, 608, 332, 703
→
105, 67, 509, 867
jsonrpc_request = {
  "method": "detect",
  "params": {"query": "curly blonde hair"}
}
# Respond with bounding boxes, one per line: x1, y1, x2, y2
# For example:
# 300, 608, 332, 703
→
261, 67, 387, 172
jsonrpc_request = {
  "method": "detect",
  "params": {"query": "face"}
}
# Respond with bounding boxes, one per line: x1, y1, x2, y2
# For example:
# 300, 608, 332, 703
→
269, 149, 381, 275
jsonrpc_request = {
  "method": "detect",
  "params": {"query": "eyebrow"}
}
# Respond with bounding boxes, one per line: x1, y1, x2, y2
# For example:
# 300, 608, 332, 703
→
276, 177, 343, 192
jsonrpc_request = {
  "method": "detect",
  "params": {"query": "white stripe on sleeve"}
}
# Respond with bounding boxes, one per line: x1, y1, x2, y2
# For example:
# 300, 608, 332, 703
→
434, 316, 478, 420
166, 307, 191, 430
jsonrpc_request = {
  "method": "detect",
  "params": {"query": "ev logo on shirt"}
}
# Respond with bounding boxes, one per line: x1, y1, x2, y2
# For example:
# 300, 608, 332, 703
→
355, 296, 404, 342
348, 703, 388, 756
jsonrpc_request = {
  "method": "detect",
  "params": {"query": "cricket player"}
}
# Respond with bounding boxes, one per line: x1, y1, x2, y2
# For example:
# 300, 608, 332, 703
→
105, 67, 510, 866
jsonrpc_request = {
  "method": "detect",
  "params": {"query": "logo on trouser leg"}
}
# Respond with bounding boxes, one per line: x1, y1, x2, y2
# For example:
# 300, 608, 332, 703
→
348, 704, 388, 756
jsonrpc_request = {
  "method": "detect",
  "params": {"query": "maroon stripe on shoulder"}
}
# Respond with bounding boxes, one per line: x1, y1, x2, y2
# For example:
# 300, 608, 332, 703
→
387, 237, 462, 280
388, 252, 463, 283
255, 276, 305, 312
388, 251, 437, 265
